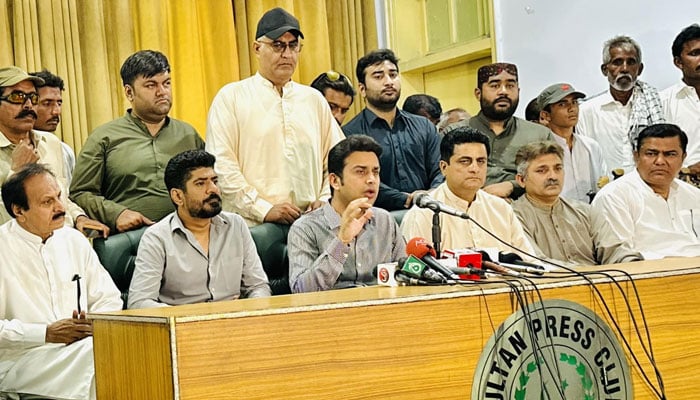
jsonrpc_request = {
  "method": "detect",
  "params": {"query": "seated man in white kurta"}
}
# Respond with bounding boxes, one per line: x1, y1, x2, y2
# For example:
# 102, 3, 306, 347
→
401, 126, 534, 257
591, 123, 700, 259
0, 163, 122, 400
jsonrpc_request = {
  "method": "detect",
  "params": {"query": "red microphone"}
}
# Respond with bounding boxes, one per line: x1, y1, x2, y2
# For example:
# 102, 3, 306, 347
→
406, 237, 459, 281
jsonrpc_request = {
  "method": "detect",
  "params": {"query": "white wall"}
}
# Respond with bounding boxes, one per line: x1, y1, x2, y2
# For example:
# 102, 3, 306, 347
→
493, 0, 700, 116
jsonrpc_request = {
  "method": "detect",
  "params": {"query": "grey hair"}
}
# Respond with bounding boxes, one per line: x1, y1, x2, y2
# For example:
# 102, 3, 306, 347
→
515, 141, 564, 178
602, 35, 642, 64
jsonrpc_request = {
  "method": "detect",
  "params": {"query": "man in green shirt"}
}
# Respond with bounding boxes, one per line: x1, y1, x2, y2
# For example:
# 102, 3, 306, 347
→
70, 50, 204, 232
468, 62, 553, 199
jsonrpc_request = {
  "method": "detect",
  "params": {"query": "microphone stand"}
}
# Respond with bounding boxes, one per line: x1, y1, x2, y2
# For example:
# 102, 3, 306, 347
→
431, 210, 441, 258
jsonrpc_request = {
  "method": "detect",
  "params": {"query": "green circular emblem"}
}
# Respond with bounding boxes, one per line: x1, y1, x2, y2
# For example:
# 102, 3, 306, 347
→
472, 299, 632, 399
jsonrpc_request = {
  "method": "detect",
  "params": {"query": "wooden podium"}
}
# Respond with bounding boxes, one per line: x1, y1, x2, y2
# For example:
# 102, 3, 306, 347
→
91, 257, 700, 399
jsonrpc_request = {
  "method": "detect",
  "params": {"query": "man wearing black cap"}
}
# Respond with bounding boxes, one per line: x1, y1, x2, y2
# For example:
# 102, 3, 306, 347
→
468, 62, 553, 199
206, 7, 344, 227
537, 83, 607, 202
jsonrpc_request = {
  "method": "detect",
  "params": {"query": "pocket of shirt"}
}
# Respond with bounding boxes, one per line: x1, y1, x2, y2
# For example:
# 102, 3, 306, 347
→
677, 208, 700, 238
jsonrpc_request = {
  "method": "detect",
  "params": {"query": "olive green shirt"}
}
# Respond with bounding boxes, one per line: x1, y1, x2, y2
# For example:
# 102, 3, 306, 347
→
70, 111, 204, 231
469, 112, 553, 197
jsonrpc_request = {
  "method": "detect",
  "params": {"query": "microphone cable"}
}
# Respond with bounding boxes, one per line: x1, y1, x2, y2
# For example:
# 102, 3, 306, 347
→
459, 213, 667, 399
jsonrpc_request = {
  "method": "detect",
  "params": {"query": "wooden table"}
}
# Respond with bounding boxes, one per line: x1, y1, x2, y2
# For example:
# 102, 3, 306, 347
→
91, 257, 700, 399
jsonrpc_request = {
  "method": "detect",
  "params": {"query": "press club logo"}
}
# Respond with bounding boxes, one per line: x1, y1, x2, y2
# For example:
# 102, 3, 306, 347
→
472, 299, 632, 399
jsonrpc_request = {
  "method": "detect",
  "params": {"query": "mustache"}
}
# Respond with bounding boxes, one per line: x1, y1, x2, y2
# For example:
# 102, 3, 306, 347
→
52, 211, 66, 220
205, 194, 222, 203
615, 73, 633, 82
544, 179, 560, 187
16, 109, 38, 119
494, 96, 511, 104
48, 117, 60, 123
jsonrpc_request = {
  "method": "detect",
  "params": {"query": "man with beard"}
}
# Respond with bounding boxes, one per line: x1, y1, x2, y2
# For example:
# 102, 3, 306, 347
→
70, 50, 205, 233
288, 135, 406, 292
512, 141, 641, 266
661, 24, 700, 179
592, 124, 700, 259
468, 63, 553, 199
578, 35, 664, 174
128, 149, 271, 309
207, 8, 344, 227
537, 83, 607, 202
401, 127, 534, 256
342, 49, 442, 211
0, 66, 108, 236
29, 69, 77, 185
0, 163, 122, 400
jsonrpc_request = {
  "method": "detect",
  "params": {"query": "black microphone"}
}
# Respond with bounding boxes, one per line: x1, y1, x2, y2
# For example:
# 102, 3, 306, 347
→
498, 252, 546, 275
395, 270, 436, 286
413, 192, 469, 219
476, 251, 520, 276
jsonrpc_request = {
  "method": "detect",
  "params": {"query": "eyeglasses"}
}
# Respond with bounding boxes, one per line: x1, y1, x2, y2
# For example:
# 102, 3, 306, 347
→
0, 91, 39, 105
259, 40, 303, 54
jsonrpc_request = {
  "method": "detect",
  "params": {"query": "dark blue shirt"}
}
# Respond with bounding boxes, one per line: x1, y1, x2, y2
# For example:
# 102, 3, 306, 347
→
343, 108, 443, 210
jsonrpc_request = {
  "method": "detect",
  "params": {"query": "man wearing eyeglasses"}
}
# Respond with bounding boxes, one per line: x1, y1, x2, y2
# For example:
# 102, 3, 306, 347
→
0, 66, 109, 237
206, 7, 344, 227
591, 123, 700, 259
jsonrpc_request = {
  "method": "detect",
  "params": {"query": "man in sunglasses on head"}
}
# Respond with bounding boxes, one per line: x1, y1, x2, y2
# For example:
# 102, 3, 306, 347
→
0, 66, 108, 236
206, 7, 344, 227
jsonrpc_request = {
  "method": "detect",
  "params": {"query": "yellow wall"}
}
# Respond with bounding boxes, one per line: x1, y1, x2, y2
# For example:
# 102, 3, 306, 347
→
388, 0, 494, 117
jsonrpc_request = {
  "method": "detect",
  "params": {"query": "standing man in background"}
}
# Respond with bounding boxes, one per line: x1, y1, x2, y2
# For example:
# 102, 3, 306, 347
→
207, 7, 344, 226
70, 50, 204, 233
29, 69, 76, 185
661, 24, 700, 178
343, 49, 442, 211
468, 62, 553, 199
310, 70, 356, 125
577, 35, 664, 173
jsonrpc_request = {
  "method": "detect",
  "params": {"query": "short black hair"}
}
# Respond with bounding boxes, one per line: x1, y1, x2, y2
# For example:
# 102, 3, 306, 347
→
635, 123, 688, 153
1, 163, 54, 218
525, 98, 541, 122
30, 69, 64, 91
328, 135, 383, 194
355, 49, 399, 85
310, 71, 356, 99
120, 50, 170, 86
672, 24, 700, 58
164, 150, 216, 192
440, 126, 491, 162
403, 94, 442, 121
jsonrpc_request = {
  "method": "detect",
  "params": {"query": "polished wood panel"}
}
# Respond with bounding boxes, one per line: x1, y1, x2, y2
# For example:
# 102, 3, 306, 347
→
92, 257, 700, 399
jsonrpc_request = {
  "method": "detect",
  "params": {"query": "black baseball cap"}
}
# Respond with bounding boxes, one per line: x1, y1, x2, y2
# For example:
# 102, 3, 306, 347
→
255, 7, 304, 40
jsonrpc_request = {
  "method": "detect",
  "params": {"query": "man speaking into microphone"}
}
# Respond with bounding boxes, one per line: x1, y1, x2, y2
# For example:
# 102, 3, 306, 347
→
288, 135, 406, 292
401, 127, 533, 256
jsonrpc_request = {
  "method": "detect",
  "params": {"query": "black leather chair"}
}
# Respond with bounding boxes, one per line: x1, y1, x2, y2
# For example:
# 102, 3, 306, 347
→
93, 227, 147, 308
249, 223, 291, 295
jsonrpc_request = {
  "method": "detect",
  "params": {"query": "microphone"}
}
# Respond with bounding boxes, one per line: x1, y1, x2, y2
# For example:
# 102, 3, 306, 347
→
476, 250, 520, 277
413, 192, 469, 219
401, 255, 447, 283
498, 252, 546, 275
406, 237, 460, 280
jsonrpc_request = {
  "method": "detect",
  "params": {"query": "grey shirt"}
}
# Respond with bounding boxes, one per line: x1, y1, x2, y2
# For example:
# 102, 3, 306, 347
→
128, 211, 271, 309
512, 195, 642, 266
288, 202, 406, 292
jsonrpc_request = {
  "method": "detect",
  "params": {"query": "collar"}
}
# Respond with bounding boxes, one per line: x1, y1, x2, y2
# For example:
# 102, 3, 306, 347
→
9, 219, 56, 244
361, 107, 404, 127
167, 211, 227, 233
0, 130, 42, 149
126, 109, 171, 132
629, 169, 680, 197
472, 111, 516, 134
441, 183, 478, 210
254, 72, 294, 91
524, 194, 561, 212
